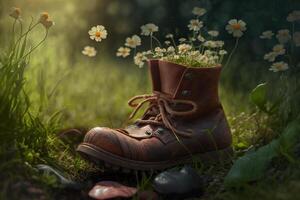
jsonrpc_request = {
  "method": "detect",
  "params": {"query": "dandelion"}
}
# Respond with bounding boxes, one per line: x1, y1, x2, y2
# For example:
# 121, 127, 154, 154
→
88, 25, 108, 42
134, 52, 147, 68
269, 61, 289, 72
39, 12, 55, 29
197, 35, 205, 42
208, 30, 219, 37
192, 7, 206, 16
116, 47, 131, 58
264, 52, 278, 62
287, 10, 300, 22
82, 46, 97, 57
188, 19, 203, 32
141, 23, 159, 36
39, 12, 49, 23
272, 44, 286, 55
41, 20, 55, 29
260, 31, 274, 39
293, 32, 300, 47
9, 7, 21, 20
125, 35, 141, 48
178, 44, 192, 54
219, 50, 227, 55
226, 19, 247, 38
276, 29, 291, 44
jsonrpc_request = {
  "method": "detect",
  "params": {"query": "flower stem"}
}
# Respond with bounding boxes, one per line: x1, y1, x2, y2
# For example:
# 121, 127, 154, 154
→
152, 35, 162, 47
224, 38, 239, 68
19, 30, 48, 62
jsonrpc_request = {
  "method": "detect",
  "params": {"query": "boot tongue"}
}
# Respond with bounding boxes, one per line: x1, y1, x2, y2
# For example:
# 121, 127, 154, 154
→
158, 61, 186, 96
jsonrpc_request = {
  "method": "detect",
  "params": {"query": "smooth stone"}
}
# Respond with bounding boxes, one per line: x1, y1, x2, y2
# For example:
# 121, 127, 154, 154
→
89, 181, 137, 200
36, 164, 83, 190
152, 165, 203, 195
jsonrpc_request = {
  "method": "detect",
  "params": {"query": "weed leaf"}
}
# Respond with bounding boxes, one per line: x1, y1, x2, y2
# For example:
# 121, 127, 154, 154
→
225, 118, 300, 187
250, 83, 267, 112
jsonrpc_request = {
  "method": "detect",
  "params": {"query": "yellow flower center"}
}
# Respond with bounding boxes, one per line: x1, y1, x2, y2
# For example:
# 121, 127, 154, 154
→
95, 31, 102, 38
232, 23, 241, 30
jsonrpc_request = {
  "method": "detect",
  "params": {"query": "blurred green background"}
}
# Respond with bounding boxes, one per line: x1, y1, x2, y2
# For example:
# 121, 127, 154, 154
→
0, 0, 299, 129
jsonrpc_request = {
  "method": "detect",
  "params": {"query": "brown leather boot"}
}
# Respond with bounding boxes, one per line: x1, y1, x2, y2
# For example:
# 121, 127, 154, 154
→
77, 60, 232, 171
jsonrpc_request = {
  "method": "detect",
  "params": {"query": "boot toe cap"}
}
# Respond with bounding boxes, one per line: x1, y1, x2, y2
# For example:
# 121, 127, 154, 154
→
83, 127, 124, 157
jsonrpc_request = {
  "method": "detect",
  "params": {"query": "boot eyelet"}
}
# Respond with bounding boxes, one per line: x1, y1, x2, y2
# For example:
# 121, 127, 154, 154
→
184, 72, 193, 80
181, 90, 191, 97
145, 130, 152, 135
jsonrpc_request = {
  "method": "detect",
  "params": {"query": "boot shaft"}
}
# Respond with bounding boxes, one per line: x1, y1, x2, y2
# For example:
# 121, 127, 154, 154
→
148, 60, 221, 118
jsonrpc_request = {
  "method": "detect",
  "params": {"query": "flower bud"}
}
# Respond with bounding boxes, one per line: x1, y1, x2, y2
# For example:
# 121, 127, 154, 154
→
9, 7, 21, 20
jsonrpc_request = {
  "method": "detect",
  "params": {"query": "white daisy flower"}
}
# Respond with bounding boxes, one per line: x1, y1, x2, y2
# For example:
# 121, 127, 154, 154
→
197, 35, 205, 42
141, 23, 159, 36
204, 40, 217, 48
165, 34, 174, 38
192, 7, 206, 16
167, 46, 175, 53
179, 38, 187, 43
287, 10, 300, 22
269, 61, 289, 72
264, 52, 277, 62
154, 47, 166, 57
188, 50, 201, 57
164, 41, 171, 45
134, 52, 147, 68
204, 50, 212, 55
272, 44, 286, 55
188, 19, 203, 32
208, 30, 219, 37
276, 29, 291, 44
116, 47, 131, 58
9, 7, 21, 20
174, 55, 180, 59
82, 46, 97, 57
226, 19, 247, 38
215, 40, 225, 48
260, 31, 274, 39
293, 32, 300, 47
125, 35, 141, 48
178, 44, 192, 54
219, 50, 228, 55
88, 25, 108, 42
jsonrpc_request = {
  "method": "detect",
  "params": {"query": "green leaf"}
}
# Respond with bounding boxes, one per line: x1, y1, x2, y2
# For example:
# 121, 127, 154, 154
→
225, 118, 300, 188
250, 83, 267, 112
18, 36, 27, 59
224, 140, 279, 187
279, 118, 300, 161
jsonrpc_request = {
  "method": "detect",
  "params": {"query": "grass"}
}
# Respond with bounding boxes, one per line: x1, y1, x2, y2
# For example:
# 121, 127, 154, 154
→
0, 6, 300, 200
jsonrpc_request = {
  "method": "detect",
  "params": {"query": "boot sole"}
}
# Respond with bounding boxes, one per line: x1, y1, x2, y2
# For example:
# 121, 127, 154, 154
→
77, 143, 233, 171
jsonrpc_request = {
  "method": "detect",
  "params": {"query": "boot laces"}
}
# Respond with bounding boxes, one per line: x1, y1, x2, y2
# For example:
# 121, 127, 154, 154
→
127, 93, 198, 138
